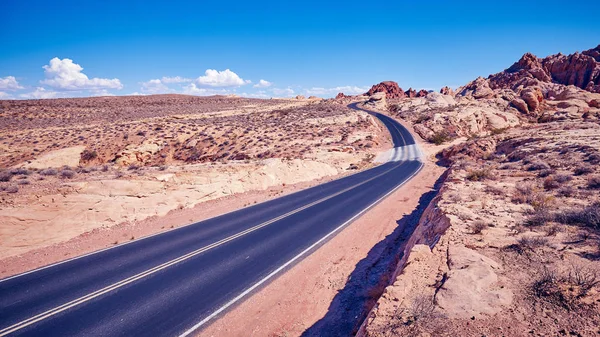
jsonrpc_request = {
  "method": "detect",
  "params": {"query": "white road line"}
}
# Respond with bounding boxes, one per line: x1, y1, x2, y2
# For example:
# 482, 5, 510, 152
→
0, 161, 407, 337
178, 161, 424, 337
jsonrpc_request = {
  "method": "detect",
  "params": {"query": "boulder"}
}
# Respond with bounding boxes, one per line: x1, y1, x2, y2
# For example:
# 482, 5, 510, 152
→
520, 87, 544, 112
440, 86, 455, 96
365, 81, 407, 99
511, 98, 529, 114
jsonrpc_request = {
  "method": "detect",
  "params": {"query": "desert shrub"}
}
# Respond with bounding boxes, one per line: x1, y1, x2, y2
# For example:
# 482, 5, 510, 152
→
512, 184, 554, 210
10, 168, 29, 176
80, 149, 98, 161
527, 161, 550, 171
554, 174, 573, 183
490, 127, 508, 135
538, 169, 554, 178
557, 186, 576, 198
429, 131, 452, 145
5, 185, 18, 193
59, 169, 76, 179
543, 177, 560, 190
532, 265, 599, 310
525, 209, 554, 227
17, 180, 30, 185
101, 165, 109, 172
556, 202, 600, 230
466, 168, 491, 181
469, 220, 487, 234
514, 236, 549, 253
40, 168, 58, 176
484, 184, 505, 196
574, 165, 593, 176
0, 171, 11, 182
128, 164, 140, 171
587, 175, 600, 189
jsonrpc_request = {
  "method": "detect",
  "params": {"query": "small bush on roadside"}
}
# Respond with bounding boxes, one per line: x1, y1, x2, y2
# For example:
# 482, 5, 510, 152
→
59, 169, 76, 179
40, 168, 58, 176
429, 131, 452, 145
510, 236, 549, 254
469, 220, 487, 234
525, 209, 554, 227
556, 202, 600, 230
466, 168, 491, 181
532, 265, 599, 310
10, 168, 29, 176
80, 149, 98, 162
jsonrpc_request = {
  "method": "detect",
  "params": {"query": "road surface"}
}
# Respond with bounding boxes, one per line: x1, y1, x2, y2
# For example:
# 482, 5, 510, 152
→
0, 103, 422, 337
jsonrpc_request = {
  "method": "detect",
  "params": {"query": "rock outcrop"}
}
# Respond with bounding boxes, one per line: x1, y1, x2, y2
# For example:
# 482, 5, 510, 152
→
440, 86, 455, 96
366, 81, 406, 99
487, 45, 600, 93
416, 89, 429, 97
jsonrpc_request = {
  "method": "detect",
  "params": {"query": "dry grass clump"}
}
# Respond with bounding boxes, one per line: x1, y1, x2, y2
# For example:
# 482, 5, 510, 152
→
532, 265, 599, 311
556, 202, 600, 231
469, 220, 487, 234
40, 168, 58, 176
574, 165, 594, 176
587, 175, 600, 189
465, 168, 492, 181
0, 171, 11, 182
508, 236, 549, 255
59, 168, 76, 179
512, 184, 554, 211
80, 149, 98, 162
527, 161, 550, 171
429, 131, 452, 145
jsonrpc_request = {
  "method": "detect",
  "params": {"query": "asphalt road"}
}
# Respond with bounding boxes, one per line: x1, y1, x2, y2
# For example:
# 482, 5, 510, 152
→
0, 103, 422, 337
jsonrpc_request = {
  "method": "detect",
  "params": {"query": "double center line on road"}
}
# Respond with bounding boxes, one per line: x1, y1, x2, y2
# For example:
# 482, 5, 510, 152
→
0, 160, 409, 337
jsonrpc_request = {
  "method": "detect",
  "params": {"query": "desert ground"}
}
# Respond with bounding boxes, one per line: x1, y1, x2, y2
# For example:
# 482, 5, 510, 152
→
0, 94, 389, 274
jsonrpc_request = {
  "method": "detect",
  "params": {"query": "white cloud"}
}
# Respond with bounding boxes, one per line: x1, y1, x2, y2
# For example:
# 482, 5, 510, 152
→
140, 79, 171, 94
19, 87, 60, 99
0, 76, 23, 90
253, 79, 272, 88
196, 69, 249, 87
304, 86, 368, 96
0, 92, 13, 99
271, 87, 295, 97
182, 83, 230, 96
41, 57, 123, 91
161, 76, 192, 84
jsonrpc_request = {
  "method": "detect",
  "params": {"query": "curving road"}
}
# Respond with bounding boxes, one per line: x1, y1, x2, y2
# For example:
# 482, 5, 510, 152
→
0, 103, 422, 337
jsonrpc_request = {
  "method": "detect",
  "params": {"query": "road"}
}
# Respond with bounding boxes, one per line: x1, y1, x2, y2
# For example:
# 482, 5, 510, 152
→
0, 103, 422, 337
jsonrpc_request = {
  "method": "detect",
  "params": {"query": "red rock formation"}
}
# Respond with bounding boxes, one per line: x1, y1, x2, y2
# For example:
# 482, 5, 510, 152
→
366, 81, 406, 99
487, 45, 600, 93
405, 88, 417, 98
335, 92, 347, 99
440, 86, 454, 96
416, 89, 429, 97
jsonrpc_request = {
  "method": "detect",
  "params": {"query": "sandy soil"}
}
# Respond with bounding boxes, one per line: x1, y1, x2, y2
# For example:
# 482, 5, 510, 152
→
0, 95, 389, 263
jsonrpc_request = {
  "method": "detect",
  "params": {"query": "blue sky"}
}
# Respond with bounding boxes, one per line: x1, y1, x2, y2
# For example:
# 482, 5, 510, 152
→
1, 0, 599, 99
